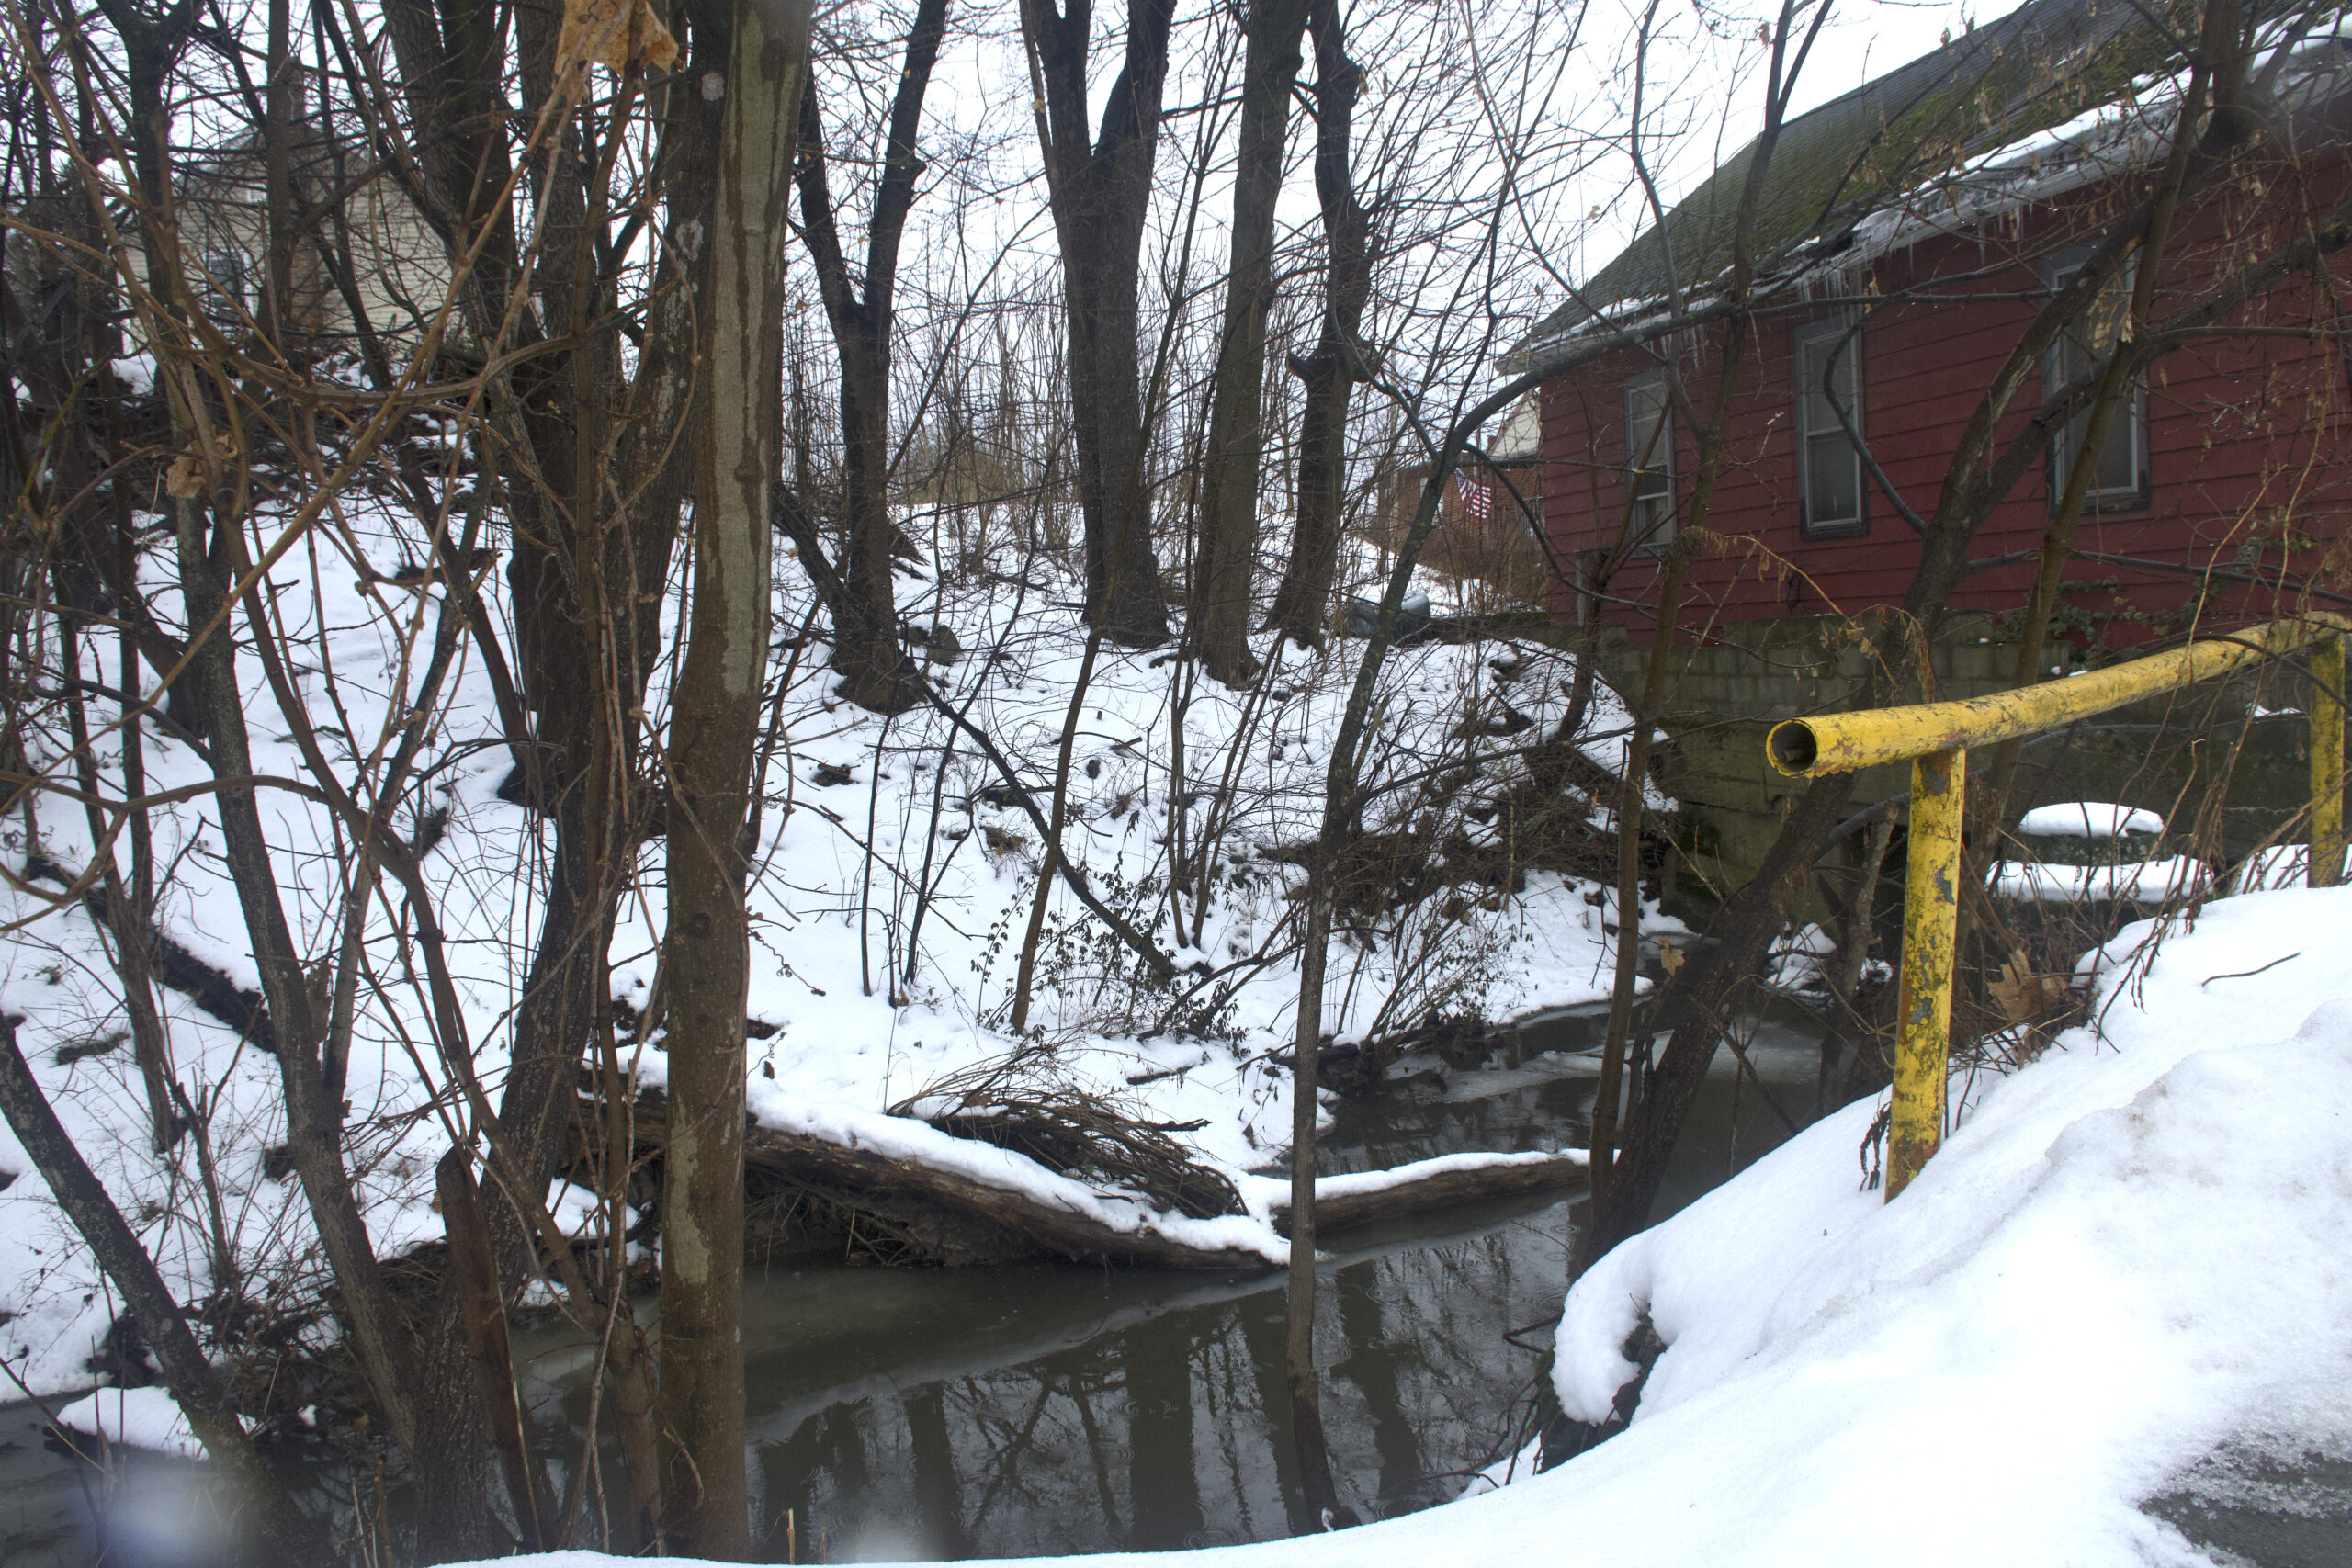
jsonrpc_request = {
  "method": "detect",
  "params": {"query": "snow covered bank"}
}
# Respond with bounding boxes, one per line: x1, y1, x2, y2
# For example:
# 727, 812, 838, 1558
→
1547, 881, 2352, 1564
0, 504, 1657, 1393
470, 881, 2352, 1567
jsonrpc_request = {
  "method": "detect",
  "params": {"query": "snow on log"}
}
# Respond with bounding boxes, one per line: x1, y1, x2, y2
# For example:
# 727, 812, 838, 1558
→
740, 1118, 1280, 1269
2016, 802, 2164, 839
609, 1095, 1281, 1269
1272, 1149, 1590, 1237
604, 1097, 1588, 1269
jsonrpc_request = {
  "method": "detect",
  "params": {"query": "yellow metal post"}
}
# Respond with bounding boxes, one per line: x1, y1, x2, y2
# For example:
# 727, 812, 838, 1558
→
2312, 635, 2344, 889
1888, 747, 1964, 1201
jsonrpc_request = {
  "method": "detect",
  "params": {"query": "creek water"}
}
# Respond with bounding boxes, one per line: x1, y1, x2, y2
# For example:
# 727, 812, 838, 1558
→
0, 1012, 1827, 1564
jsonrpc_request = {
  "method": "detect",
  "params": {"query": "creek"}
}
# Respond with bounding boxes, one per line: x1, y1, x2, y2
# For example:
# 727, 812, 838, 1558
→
0, 1012, 1826, 1564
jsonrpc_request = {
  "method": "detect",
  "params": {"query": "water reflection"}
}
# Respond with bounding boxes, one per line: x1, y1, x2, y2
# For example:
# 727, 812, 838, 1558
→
0, 1400, 253, 1568
517, 1196, 1575, 1560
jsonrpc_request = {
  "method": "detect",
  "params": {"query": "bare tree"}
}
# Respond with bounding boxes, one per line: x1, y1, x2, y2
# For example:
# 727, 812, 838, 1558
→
1188, 0, 1309, 685
655, 0, 811, 1551
1263, 0, 1372, 649
1018, 0, 1176, 645
791, 0, 950, 714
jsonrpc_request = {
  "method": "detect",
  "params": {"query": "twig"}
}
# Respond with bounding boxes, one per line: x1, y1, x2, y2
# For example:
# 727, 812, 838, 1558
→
2200, 952, 2299, 987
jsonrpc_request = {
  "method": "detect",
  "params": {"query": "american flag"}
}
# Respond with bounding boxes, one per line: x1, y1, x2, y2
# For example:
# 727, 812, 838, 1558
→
1454, 469, 1493, 521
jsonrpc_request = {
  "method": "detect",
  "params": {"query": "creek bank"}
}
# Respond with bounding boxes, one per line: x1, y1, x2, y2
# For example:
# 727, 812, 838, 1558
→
3, 1021, 1831, 1562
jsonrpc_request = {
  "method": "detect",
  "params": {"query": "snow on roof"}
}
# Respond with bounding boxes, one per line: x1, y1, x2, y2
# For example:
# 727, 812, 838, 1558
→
1511, 0, 2352, 371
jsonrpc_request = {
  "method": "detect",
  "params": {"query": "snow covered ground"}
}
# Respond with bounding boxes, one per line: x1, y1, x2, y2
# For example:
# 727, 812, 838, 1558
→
460, 879, 2352, 1566
25, 491, 2337, 1568
0, 499, 1646, 1398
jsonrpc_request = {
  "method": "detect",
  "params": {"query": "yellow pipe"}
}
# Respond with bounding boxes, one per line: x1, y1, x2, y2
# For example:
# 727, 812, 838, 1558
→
1767, 615, 2350, 1201
2313, 635, 2344, 889
1769, 615, 2352, 778
1887, 748, 1963, 1201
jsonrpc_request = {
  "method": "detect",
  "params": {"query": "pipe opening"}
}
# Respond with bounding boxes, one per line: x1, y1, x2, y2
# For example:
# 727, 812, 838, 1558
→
1769, 720, 1819, 775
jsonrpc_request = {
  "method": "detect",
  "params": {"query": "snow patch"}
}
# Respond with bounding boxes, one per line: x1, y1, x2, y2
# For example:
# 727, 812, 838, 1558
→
1987, 856, 2203, 903
49, 1386, 232, 1461
2017, 801, 2164, 839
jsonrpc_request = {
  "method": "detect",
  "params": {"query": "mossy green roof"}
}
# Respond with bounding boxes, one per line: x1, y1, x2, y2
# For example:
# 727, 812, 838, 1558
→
1521, 0, 2204, 347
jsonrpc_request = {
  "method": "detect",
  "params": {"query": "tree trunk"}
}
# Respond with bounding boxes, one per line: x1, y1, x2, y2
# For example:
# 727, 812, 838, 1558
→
1283, 875, 1352, 1528
1264, 0, 1371, 648
1977, 41, 2211, 829
1265, 375, 1544, 1540
1020, 0, 1175, 645
380, 6, 698, 1541
656, 0, 807, 1551
1591, 537, 1691, 1205
1190, 0, 1308, 686
792, 0, 948, 714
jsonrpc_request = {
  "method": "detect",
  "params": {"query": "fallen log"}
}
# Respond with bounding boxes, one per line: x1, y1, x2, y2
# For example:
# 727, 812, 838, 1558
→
1273, 1150, 1590, 1238
597, 1096, 1588, 1270
741, 1119, 1275, 1269
605, 1096, 1273, 1269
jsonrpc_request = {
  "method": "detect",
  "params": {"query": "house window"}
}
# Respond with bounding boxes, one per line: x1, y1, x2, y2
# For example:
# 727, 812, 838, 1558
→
1623, 372, 1674, 549
1794, 319, 1865, 537
2045, 254, 2148, 511
196, 248, 249, 329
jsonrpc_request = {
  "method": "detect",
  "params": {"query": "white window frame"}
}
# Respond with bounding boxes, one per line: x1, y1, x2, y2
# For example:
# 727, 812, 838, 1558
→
1622, 371, 1675, 552
2043, 250, 2151, 513
1793, 317, 1867, 538
196, 247, 250, 330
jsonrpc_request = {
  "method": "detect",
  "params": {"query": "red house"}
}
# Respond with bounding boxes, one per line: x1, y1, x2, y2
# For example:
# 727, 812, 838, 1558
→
1521, 0, 2352, 657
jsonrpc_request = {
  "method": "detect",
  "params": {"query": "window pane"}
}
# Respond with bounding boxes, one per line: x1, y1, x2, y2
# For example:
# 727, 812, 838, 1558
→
198, 250, 247, 329
2052, 262, 2142, 502
2092, 403, 2137, 494
1627, 382, 1668, 468
1798, 329, 1860, 530
1625, 378, 1672, 544
1799, 336, 1853, 435
1806, 433, 1860, 525
2059, 389, 2140, 501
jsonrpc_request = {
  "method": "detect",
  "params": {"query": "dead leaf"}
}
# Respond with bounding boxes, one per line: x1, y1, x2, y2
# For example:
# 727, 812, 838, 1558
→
1990, 953, 2071, 1023
557, 0, 679, 79
164, 453, 206, 499
1658, 941, 1686, 976
1989, 958, 2038, 1024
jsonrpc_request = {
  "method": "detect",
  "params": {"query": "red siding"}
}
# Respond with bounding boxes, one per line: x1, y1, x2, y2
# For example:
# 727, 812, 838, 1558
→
1541, 150, 2352, 650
